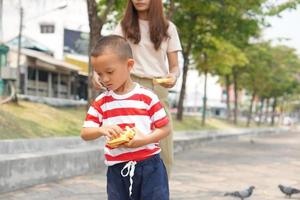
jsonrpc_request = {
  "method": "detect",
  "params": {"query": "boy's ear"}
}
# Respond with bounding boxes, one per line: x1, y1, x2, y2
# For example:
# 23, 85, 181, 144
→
127, 58, 134, 70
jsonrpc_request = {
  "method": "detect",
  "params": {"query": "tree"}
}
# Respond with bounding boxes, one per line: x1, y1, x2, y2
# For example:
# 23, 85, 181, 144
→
267, 45, 300, 125
174, 0, 265, 121
194, 37, 248, 125
86, 0, 124, 105
241, 43, 273, 126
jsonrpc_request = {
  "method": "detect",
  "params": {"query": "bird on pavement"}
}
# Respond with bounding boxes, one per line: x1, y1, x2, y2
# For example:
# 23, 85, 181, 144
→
224, 186, 255, 200
278, 184, 300, 198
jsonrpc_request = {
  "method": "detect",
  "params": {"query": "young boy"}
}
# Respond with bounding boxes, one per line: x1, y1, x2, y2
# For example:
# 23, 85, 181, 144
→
81, 35, 171, 200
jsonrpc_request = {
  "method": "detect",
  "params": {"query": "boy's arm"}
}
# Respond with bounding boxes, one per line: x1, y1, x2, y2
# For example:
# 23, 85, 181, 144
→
124, 123, 171, 148
81, 125, 122, 141
81, 127, 102, 141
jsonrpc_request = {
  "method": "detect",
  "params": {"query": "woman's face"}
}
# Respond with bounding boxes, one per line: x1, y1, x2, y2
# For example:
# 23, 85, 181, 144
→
131, 0, 151, 12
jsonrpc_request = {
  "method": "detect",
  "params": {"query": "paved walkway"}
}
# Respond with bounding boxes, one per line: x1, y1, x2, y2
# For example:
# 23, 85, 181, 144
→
1, 131, 300, 200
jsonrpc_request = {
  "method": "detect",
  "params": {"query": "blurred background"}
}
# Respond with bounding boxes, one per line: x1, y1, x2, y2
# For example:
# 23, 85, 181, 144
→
1, 0, 300, 138
1, 1, 300, 199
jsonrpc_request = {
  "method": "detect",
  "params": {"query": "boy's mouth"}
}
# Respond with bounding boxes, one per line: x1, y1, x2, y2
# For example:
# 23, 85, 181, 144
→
105, 84, 113, 89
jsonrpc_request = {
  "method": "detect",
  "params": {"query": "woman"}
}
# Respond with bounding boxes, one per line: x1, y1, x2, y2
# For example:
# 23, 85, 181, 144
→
94, 0, 182, 176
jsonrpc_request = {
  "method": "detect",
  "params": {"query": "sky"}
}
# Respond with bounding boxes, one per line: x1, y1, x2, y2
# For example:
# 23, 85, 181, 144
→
262, 5, 300, 55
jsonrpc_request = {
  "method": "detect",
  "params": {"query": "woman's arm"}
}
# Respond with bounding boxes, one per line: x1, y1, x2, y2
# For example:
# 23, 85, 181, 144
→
159, 51, 180, 88
168, 51, 180, 79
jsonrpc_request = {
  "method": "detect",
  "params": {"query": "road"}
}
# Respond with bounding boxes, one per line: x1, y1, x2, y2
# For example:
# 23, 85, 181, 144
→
1, 131, 300, 200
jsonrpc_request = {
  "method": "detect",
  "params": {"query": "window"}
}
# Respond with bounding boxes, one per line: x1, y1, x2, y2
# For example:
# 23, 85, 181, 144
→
0, 54, 7, 67
40, 24, 55, 34
27, 67, 36, 80
38, 70, 48, 82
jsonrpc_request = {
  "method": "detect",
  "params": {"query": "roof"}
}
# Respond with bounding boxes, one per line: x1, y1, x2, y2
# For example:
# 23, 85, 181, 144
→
9, 47, 80, 72
6, 35, 53, 55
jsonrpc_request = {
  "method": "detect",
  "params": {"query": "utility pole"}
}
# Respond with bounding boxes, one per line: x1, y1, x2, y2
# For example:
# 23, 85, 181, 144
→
16, 6, 24, 99
0, 0, 3, 42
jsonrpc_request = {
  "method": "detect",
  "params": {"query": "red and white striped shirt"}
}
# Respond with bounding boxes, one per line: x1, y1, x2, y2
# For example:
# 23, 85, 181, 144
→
83, 83, 169, 166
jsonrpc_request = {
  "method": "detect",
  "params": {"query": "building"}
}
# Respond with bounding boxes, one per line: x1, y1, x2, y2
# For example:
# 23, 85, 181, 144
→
8, 47, 83, 99
0, 44, 9, 96
2, 0, 89, 104
2, 0, 89, 60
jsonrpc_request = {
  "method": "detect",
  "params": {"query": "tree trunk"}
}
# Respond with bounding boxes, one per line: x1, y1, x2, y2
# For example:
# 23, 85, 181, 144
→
257, 97, 264, 126
264, 98, 270, 124
278, 98, 284, 126
246, 92, 256, 127
201, 70, 208, 126
176, 37, 193, 121
232, 68, 238, 124
271, 97, 277, 126
176, 52, 190, 121
225, 74, 231, 121
86, 0, 115, 107
167, 0, 175, 19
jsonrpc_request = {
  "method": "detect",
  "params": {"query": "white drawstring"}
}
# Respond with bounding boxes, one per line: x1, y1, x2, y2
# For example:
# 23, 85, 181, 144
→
121, 161, 137, 197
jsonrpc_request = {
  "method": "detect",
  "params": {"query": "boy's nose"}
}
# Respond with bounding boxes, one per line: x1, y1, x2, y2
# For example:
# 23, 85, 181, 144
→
102, 76, 110, 83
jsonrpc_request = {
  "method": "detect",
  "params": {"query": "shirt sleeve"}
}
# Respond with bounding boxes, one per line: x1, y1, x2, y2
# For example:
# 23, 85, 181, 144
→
167, 22, 182, 52
148, 94, 169, 128
83, 101, 103, 128
113, 22, 124, 37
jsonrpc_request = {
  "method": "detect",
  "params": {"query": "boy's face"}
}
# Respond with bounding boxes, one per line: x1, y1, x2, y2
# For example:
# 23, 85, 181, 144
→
91, 53, 134, 91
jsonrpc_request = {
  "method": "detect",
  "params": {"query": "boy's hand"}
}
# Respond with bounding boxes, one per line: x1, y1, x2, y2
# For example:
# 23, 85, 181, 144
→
92, 71, 106, 91
123, 127, 149, 148
100, 125, 123, 140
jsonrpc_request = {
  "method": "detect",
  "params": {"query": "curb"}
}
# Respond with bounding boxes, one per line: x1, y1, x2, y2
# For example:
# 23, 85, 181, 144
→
0, 127, 290, 193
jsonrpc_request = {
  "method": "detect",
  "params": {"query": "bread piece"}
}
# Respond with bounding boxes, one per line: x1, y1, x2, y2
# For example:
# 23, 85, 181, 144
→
106, 126, 135, 148
153, 77, 173, 84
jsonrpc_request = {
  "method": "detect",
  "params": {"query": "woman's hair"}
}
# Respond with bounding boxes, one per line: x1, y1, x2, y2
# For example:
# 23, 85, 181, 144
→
121, 0, 169, 50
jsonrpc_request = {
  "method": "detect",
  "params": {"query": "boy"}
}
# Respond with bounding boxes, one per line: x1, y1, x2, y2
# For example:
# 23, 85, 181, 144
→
81, 35, 170, 200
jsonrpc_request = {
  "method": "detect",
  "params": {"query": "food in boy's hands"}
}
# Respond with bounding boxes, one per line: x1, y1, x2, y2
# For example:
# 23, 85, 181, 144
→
153, 77, 173, 85
106, 126, 135, 148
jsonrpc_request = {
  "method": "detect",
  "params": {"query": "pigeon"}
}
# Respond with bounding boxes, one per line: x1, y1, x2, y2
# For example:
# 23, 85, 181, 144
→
224, 186, 255, 200
278, 184, 300, 198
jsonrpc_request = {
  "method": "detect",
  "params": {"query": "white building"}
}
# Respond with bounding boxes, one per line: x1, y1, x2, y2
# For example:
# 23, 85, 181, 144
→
2, 0, 89, 59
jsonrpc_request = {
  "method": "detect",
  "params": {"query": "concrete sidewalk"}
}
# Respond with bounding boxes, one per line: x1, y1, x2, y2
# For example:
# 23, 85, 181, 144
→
0, 129, 298, 200
0, 127, 289, 193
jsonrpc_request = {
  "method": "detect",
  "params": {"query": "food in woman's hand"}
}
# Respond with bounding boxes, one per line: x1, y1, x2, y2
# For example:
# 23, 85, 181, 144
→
153, 77, 173, 84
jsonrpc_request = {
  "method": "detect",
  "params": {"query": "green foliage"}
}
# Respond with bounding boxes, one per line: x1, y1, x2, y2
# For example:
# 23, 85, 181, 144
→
240, 43, 300, 101
266, 0, 300, 16
195, 37, 248, 75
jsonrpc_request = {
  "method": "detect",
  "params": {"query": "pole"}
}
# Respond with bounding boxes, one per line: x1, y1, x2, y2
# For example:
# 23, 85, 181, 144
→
16, 6, 23, 96
202, 70, 207, 126
0, 0, 3, 42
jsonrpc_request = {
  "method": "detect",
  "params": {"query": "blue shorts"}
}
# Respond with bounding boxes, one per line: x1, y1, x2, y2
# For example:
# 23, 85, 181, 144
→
107, 154, 169, 200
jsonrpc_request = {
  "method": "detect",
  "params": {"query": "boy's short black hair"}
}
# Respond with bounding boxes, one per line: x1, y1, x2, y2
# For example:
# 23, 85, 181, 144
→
91, 35, 133, 60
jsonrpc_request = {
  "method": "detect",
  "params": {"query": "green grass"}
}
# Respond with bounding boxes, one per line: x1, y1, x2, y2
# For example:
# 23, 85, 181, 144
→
0, 101, 260, 139
0, 101, 86, 139
172, 115, 246, 131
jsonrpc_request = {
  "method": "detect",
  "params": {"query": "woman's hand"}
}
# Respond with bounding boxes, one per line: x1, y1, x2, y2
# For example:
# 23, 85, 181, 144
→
158, 73, 177, 88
